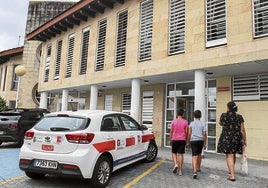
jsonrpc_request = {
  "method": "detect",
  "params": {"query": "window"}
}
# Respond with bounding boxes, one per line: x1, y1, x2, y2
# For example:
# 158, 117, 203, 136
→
80, 27, 90, 74
233, 73, 268, 101
142, 91, 154, 130
138, 0, 154, 61
253, 0, 268, 38
44, 44, 51, 82
0, 67, 2, 90
54, 40, 62, 80
104, 94, 113, 111
11, 65, 19, 90
66, 34, 75, 78
119, 115, 139, 131
101, 116, 121, 131
95, 19, 107, 71
115, 10, 128, 67
2, 66, 7, 91
206, 0, 227, 47
168, 0, 185, 55
122, 93, 131, 115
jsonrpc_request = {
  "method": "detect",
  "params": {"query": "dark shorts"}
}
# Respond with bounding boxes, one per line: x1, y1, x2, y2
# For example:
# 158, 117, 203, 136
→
172, 140, 186, 154
190, 140, 204, 156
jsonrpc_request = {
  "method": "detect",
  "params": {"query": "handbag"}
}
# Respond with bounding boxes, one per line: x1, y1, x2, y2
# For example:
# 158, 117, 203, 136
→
240, 146, 248, 175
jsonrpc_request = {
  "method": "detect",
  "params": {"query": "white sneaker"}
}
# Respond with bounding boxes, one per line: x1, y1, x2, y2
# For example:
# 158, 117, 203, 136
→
172, 165, 178, 173
178, 171, 182, 176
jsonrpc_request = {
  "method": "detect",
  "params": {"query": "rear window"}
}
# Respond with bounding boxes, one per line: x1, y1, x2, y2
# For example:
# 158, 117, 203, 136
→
0, 113, 21, 121
34, 116, 90, 131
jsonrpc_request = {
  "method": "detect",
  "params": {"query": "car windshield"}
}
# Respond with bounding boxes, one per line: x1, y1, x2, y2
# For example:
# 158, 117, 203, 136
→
34, 116, 90, 131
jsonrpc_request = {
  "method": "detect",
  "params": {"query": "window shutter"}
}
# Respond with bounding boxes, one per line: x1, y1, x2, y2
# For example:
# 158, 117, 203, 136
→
80, 27, 90, 75
122, 93, 131, 115
142, 91, 154, 129
260, 74, 268, 99
44, 44, 51, 82
253, 0, 268, 38
206, 0, 227, 47
138, 0, 153, 61
169, 0, 185, 55
115, 9, 128, 67
54, 40, 62, 80
233, 75, 259, 100
104, 94, 113, 111
66, 34, 75, 78
95, 19, 107, 71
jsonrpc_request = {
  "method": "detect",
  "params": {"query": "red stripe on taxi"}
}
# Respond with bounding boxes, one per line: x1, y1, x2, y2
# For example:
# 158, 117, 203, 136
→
142, 134, 155, 143
93, 140, 116, 153
126, 137, 135, 147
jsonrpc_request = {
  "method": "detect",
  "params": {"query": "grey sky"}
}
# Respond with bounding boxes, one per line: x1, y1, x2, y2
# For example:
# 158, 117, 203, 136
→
0, 0, 80, 52
0, 0, 29, 51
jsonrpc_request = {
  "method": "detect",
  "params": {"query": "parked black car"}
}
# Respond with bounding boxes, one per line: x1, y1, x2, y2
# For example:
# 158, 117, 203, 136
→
0, 108, 50, 147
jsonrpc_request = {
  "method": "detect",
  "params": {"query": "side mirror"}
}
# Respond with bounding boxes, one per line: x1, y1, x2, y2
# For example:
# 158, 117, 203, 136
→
141, 125, 148, 131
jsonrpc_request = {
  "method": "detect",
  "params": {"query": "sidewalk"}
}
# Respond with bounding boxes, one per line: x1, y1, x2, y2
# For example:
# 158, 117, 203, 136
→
157, 147, 268, 180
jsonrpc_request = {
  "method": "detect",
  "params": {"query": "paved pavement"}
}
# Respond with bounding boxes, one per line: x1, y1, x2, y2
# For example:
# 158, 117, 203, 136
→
0, 143, 268, 188
158, 146, 268, 180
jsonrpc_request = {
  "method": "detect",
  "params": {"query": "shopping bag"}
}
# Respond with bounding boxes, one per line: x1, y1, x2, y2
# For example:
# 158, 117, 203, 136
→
240, 146, 248, 175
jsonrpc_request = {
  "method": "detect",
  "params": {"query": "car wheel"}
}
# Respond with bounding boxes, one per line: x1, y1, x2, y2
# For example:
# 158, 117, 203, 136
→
25, 171, 45, 179
144, 141, 158, 163
0, 141, 2, 146
91, 155, 112, 188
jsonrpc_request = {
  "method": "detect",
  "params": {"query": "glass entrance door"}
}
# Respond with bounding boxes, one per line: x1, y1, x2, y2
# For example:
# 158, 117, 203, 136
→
165, 82, 194, 146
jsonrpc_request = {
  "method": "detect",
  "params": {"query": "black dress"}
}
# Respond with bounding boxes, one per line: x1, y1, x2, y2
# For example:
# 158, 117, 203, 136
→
217, 112, 244, 154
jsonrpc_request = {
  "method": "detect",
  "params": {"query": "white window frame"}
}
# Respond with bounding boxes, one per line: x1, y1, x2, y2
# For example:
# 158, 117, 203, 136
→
122, 93, 131, 115
44, 44, 52, 82
233, 73, 268, 101
138, 0, 154, 62
95, 19, 107, 71
80, 27, 90, 75
54, 40, 62, 80
168, 0, 185, 55
205, 0, 227, 48
142, 91, 154, 130
66, 34, 75, 78
104, 94, 113, 111
252, 0, 268, 38
115, 9, 128, 67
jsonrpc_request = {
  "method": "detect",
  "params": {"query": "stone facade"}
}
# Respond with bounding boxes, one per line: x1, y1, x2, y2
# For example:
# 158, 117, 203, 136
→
28, 0, 268, 160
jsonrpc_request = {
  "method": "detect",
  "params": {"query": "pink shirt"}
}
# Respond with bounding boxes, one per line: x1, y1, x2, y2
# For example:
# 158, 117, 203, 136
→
171, 118, 188, 141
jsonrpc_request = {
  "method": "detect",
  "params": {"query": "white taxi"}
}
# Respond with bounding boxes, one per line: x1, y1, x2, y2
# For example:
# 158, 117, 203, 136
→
19, 110, 158, 187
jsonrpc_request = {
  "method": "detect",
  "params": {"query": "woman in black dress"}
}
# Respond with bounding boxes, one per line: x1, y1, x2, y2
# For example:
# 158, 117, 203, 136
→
217, 101, 247, 181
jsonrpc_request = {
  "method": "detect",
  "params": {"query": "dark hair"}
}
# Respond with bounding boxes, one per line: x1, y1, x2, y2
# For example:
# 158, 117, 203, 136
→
194, 110, 201, 118
227, 101, 238, 112
177, 109, 184, 116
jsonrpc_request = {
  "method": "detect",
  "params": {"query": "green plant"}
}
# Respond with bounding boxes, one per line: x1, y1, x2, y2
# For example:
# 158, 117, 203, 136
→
0, 96, 8, 112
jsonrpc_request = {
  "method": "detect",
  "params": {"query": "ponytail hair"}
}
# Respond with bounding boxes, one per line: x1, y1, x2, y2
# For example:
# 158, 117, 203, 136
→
227, 101, 238, 112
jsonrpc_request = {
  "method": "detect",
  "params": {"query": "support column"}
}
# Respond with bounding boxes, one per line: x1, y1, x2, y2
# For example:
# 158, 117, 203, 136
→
194, 70, 206, 120
130, 78, 141, 121
39, 92, 48, 109
62, 89, 69, 111
90, 85, 98, 110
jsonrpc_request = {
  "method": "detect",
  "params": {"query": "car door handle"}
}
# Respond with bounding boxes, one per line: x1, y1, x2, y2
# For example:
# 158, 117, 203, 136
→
106, 136, 114, 140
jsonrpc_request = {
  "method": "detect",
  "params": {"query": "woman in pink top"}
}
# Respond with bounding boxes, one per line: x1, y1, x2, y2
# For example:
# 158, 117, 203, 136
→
170, 109, 189, 175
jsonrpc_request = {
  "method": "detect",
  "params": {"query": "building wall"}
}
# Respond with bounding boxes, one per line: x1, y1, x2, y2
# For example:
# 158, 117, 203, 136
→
38, 0, 268, 92
217, 76, 268, 160
0, 55, 23, 107
34, 0, 268, 160
18, 1, 77, 108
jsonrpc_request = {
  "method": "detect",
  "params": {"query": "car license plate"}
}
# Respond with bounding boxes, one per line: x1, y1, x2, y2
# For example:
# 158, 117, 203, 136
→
0, 131, 4, 135
34, 159, 58, 169
42, 144, 54, 151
